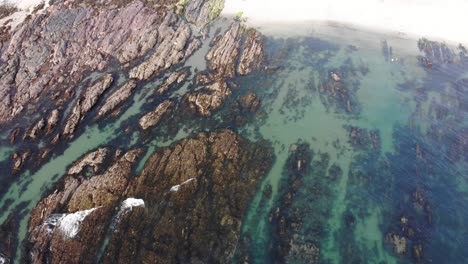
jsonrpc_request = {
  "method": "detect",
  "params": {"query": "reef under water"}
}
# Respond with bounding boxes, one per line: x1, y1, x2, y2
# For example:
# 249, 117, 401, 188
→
0, 8, 467, 264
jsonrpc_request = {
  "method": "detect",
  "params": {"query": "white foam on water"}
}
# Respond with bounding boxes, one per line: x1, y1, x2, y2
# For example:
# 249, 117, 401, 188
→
222, 0, 468, 45
58, 207, 98, 239
170, 178, 196, 192
121, 198, 145, 210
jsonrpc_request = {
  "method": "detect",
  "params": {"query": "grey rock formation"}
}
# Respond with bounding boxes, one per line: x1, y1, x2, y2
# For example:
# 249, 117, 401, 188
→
0, 1, 165, 124
156, 68, 189, 96
206, 22, 243, 78
138, 100, 174, 130
63, 74, 113, 137
97, 80, 137, 119
237, 29, 265, 75
186, 81, 231, 116
129, 19, 193, 80
67, 148, 110, 175
185, 0, 225, 28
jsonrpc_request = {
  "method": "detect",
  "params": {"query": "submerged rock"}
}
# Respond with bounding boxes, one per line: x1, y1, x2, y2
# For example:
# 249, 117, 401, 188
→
239, 91, 261, 113
386, 232, 407, 255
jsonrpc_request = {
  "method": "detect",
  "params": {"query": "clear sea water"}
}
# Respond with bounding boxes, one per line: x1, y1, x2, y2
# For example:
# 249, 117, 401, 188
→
0, 19, 466, 263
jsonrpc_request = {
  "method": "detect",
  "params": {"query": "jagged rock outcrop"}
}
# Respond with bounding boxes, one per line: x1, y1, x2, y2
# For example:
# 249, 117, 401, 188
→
28, 148, 143, 264
63, 74, 114, 137
237, 29, 265, 75
27, 130, 273, 263
97, 80, 137, 119
129, 19, 195, 80
185, 80, 231, 116
67, 148, 110, 175
206, 22, 243, 78
156, 68, 189, 96
104, 129, 273, 263
185, 0, 225, 27
138, 100, 174, 130
0, 1, 165, 124
182, 22, 266, 116
24, 118, 46, 140
46, 109, 60, 135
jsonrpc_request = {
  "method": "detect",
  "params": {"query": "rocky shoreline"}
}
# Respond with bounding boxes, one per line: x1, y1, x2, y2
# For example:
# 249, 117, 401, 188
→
0, 0, 270, 262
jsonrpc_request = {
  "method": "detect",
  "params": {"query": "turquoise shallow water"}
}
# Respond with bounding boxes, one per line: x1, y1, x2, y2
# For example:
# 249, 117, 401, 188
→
0, 20, 467, 263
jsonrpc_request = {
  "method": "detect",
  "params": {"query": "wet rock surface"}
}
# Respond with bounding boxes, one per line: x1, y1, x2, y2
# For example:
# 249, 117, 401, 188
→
129, 19, 193, 80
28, 148, 143, 264
182, 22, 266, 116
0, 211, 19, 264
26, 130, 273, 263
97, 80, 137, 120
138, 99, 175, 130
0, 1, 168, 124
63, 74, 114, 137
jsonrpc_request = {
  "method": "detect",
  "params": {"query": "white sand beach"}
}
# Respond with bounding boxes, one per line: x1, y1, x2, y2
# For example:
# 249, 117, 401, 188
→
222, 0, 468, 44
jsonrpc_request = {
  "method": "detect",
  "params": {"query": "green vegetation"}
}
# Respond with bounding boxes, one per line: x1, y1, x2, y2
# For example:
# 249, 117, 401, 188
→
208, 0, 225, 20
235, 11, 248, 22
175, 0, 190, 15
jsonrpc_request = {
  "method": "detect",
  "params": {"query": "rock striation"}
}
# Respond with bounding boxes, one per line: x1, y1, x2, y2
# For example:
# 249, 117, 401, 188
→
63, 74, 114, 137
27, 130, 273, 263
97, 80, 137, 120
183, 22, 265, 116
28, 148, 143, 264
138, 99, 175, 130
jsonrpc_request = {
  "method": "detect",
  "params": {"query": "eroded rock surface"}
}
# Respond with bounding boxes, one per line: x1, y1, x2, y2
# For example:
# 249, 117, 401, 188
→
0, 1, 165, 124
28, 148, 143, 264
182, 23, 265, 116
27, 130, 273, 263
63, 74, 114, 137
97, 80, 137, 119
129, 19, 194, 80
138, 100, 174, 130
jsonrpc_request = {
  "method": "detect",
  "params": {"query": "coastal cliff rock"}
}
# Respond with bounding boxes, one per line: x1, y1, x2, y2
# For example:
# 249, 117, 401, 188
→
183, 22, 266, 116
63, 74, 114, 137
104, 130, 273, 263
27, 130, 273, 263
28, 148, 143, 264
0, 1, 165, 124
97, 80, 137, 120
138, 99, 175, 130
